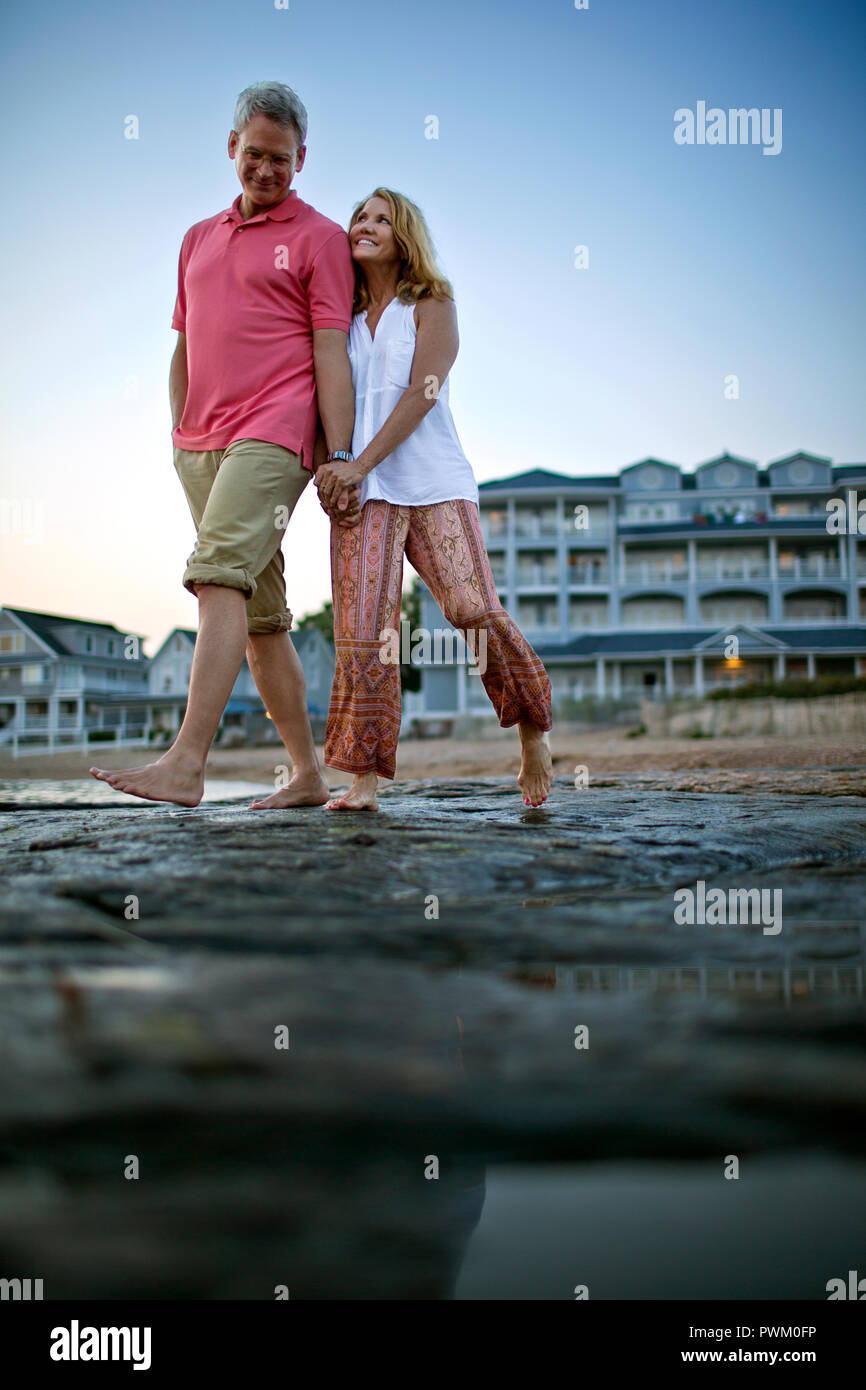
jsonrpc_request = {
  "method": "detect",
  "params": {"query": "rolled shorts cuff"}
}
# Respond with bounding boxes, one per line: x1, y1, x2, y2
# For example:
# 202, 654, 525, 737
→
182, 562, 256, 599
249, 611, 293, 634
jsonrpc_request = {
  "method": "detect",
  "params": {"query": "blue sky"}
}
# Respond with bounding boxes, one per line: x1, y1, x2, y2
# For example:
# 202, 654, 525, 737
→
1, 0, 863, 650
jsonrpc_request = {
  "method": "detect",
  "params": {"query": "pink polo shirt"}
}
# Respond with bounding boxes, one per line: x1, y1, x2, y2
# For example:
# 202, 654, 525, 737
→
171, 189, 354, 468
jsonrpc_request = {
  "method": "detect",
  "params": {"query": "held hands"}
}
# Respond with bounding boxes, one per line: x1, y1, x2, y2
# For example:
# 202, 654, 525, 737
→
317, 480, 362, 528
315, 457, 366, 509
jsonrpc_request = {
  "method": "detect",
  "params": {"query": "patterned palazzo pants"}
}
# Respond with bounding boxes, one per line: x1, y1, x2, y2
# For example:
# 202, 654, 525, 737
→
325, 499, 552, 779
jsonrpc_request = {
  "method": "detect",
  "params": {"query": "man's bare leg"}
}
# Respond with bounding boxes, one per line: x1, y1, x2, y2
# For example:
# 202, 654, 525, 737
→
325, 771, 379, 811
247, 631, 329, 809
90, 584, 248, 805
518, 725, 553, 807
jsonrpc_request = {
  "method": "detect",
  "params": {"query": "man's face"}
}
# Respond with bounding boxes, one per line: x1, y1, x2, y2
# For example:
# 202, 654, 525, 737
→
228, 114, 306, 212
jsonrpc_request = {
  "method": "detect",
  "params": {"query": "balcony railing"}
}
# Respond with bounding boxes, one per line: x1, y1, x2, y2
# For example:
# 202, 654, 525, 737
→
777, 557, 844, 580
516, 566, 560, 587
517, 614, 562, 634
622, 562, 689, 585
514, 519, 559, 539
779, 612, 848, 624
695, 561, 771, 582
568, 567, 610, 586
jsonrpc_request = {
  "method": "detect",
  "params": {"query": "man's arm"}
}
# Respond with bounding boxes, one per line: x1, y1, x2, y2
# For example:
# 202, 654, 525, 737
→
169, 332, 188, 430
312, 327, 359, 524
312, 328, 354, 458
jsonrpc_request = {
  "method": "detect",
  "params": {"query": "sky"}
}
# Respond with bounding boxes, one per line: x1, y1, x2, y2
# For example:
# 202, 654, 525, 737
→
1, 0, 864, 653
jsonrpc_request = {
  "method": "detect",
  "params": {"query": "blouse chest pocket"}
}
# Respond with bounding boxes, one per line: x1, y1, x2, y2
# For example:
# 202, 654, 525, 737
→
384, 338, 415, 388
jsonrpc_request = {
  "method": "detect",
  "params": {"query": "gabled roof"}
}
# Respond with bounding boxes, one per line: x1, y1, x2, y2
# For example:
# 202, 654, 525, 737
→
619, 458, 681, 477
150, 627, 197, 661
694, 623, 786, 652
291, 627, 334, 655
695, 451, 758, 472
767, 450, 832, 469
2, 607, 142, 656
478, 468, 619, 493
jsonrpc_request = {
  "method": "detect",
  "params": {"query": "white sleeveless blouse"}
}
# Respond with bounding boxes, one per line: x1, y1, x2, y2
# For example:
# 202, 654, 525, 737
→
349, 297, 479, 508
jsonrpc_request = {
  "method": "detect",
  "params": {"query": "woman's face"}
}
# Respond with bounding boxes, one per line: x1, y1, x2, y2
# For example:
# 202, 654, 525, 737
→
350, 197, 399, 269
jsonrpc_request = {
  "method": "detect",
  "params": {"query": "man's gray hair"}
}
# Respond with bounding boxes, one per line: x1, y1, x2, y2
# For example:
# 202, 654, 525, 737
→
233, 81, 308, 146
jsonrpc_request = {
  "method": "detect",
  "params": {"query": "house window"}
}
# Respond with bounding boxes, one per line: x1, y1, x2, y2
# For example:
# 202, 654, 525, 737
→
107, 639, 115, 655
163, 676, 173, 692
22, 664, 48, 684
0, 632, 24, 653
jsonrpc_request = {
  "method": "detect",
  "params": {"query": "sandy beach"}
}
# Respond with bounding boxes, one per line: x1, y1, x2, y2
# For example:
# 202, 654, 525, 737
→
3, 727, 864, 795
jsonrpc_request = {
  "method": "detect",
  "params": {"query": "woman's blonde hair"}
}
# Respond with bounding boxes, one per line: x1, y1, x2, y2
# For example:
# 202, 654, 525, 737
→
348, 188, 453, 314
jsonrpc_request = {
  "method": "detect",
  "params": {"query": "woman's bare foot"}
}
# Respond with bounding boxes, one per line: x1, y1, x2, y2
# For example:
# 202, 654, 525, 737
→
89, 750, 205, 807
518, 726, 553, 807
325, 772, 379, 811
250, 770, 330, 809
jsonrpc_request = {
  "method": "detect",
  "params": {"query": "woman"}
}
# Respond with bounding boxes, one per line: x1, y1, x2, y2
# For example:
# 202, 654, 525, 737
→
315, 189, 553, 810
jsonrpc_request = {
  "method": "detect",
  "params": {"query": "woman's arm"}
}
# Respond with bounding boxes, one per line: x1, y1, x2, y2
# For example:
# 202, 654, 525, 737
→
315, 297, 459, 508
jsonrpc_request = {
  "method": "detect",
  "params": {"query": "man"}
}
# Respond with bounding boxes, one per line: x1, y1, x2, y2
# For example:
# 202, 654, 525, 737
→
91, 81, 358, 807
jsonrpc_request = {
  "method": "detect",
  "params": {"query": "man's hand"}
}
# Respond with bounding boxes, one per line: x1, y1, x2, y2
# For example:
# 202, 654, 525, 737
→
319, 481, 362, 528
315, 457, 366, 510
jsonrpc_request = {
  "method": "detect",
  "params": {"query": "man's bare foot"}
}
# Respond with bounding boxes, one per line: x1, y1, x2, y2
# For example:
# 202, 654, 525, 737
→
518, 726, 553, 807
89, 751, 204, 807
325, 772, 379, 811
250, 770, 330, 809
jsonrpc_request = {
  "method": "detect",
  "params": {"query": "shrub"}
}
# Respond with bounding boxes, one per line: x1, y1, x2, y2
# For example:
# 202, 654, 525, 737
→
707, 675, 866, 701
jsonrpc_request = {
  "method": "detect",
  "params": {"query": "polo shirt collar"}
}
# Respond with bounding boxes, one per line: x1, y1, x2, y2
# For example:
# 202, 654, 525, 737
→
221, 189, 302, 225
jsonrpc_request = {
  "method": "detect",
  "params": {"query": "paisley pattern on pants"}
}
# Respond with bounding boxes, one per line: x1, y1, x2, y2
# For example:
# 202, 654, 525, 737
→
325, 499, 552, 778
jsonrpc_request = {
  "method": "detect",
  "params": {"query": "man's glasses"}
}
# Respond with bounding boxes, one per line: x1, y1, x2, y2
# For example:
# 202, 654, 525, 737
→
239, 144, 295, 172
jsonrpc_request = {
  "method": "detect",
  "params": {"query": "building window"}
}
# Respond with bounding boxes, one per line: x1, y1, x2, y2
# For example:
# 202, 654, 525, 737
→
22, 664, 48, 684
176, 636, 185, 652
0, 632, 24, 654
84, 636, 93, 652
107, 639, 115, 655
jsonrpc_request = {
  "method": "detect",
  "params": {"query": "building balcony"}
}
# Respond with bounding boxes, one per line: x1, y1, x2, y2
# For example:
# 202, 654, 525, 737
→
516, 566, 560, 588
480, 524, 509, 545
695, 561, 771, 582
777, 558, 845, 581
568, 570, 610, 587
513, 516, 558, 540
622, 562, 689, 585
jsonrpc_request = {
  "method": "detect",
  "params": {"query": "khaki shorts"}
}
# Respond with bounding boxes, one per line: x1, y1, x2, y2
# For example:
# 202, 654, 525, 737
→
173, 437, 309, 634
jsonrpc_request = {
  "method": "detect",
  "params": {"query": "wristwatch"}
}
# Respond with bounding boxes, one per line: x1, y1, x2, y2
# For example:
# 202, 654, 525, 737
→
326, 450, 354, 463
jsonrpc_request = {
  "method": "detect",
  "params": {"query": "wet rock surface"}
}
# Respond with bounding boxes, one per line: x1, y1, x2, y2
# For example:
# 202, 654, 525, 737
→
0, 778, 864, 1297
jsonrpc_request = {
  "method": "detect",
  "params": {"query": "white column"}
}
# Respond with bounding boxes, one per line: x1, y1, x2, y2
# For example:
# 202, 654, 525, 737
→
612, 661, 622, 698
768, 536, 782, 620
807, 651, 816, 679
664, 655, 674, 697
596, 657, 605, 697
776, 653, 786, 679
694, 654, 705, 697
457, 660, 467, 713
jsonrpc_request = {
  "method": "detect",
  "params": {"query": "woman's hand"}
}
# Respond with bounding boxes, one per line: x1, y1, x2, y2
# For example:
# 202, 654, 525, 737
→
319, 481, 362, 528
315, 457, 366, 509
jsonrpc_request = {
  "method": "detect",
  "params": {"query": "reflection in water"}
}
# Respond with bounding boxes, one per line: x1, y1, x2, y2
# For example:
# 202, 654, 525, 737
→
510, 961, 864, 1004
